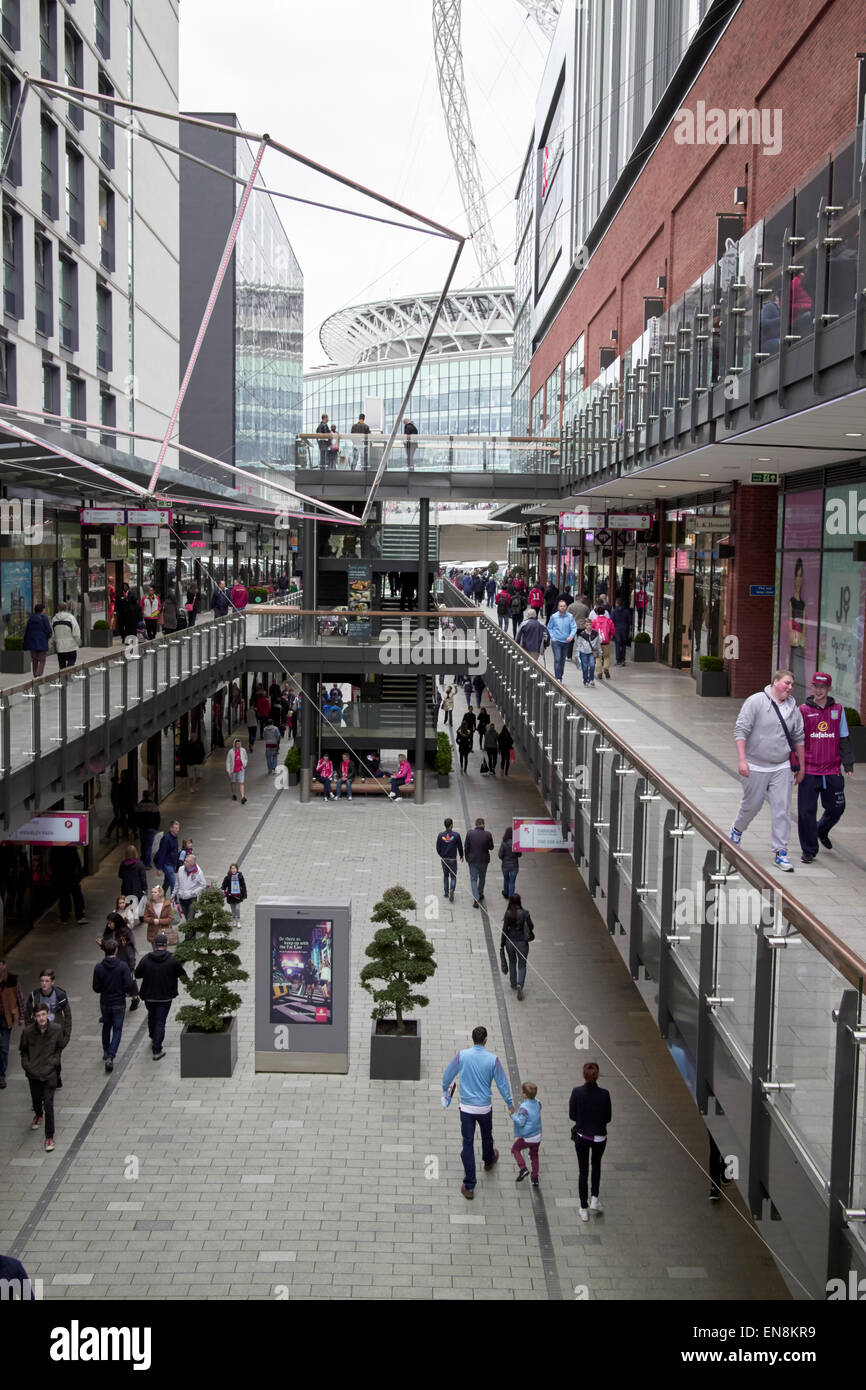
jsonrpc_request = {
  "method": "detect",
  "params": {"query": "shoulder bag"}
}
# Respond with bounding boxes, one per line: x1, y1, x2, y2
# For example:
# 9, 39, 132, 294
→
766, 696, 800, 771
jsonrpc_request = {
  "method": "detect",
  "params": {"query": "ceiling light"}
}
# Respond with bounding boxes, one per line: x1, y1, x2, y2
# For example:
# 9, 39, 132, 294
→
756, 457, 772, 462
845, 432, 863, 438
699, 473, 710, 477
657, 484, 667, 488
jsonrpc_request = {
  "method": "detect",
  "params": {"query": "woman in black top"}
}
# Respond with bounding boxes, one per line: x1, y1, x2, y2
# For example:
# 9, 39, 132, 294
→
455, 723, 473, 774
115, 589, 141, 640
476, 706, 491, 749
498, 725, 514, 776
569, 1061, 612, 1220
185, 585, 200, 626
500, 892, 531, 998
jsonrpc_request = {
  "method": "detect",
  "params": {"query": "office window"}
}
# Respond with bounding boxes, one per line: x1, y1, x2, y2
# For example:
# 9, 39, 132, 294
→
59, 254, 78, 351
35, 232, 53, 336
43, 361, 60, 416
1, 64, 21, 184
0, 0, 19, 50
41, 116, 58, 219
98, 180, 114, 270
66, 372, 85, 434
96, 282, 111, 370
0, 337, 15, 403
100, 389, 115, 444
94, 0, 109, 57
98, 72, 114, 167
2, 203, 21, 317
537, 81, 564, 291
39, 0, 57, 80
65, 141, 84, 242
64, 23, 84, 130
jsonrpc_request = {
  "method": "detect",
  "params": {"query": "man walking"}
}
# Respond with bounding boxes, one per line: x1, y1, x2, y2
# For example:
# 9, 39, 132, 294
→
611, 598, 632, 667
263, 717, 282, 774
465, 818, 494, 909
516, 609, 549, 660
134, 932, 188, 1061
212, 580, 231, 618
350, 412, 370, 469
316, 412, 332, 468
92, 940, 137, 1071
546, 598, 578, 681
154, 819, 181, 896
436, 818, 464, 902
441, 1025, 514, 1199
25, 970, 72, 1089
404, 418, 418, 468
20, 1006, 63, 1152
0, 958, 24, 1090
133, 790, 161, 868
731, 668, 805, 872
797, 671, 854, 864
50, 844, 88, 925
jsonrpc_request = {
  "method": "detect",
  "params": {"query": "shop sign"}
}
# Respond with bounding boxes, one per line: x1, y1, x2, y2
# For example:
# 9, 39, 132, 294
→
80, 507, 125, 525
594, 528, 611, 546
126, 508, 173, 526
683, 517, 731, 533
749, 584, 775, 596
513, 818, 574, 853
155, 532, 171, 559
6, 812, 89, 846
609, 513, 653, 529
559, 511, 605, 529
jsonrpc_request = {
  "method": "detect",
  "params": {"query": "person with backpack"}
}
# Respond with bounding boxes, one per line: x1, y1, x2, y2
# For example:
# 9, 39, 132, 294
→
462, 675, 473, 709
483, 721, 500, 776
591, 602, 615, 682
509, 589, 525, 637
527, 581, 544, 618
441, 685, 455, 727
496, 588, 511, 631
500, 893, 533, 999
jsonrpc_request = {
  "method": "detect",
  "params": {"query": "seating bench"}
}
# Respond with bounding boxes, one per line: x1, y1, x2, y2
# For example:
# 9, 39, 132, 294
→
311, 776, 415, 797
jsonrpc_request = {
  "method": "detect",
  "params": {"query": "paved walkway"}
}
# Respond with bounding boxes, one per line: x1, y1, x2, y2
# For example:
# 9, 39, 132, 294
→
0, 701, 788, 1301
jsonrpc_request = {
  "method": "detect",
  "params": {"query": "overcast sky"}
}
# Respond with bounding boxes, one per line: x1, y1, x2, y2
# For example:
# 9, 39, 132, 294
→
179, 0, 548, 373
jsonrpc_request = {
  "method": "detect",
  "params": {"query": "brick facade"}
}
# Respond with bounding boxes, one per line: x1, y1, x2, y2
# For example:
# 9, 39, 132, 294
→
725, 485, 780, 698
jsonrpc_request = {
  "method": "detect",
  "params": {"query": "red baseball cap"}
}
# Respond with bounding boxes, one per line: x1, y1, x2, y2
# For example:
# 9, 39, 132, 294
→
812, 672, 832, 687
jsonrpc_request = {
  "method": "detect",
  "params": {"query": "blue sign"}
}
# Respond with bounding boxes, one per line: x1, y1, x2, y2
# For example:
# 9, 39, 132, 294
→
749, 584, 775, 597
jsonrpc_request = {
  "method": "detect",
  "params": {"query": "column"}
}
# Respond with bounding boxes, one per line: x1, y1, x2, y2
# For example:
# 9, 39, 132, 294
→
301, 516, 317, 645
725, 484, 779, 699
417, 496, 429, 630
415, 672, 426, 805
299, 670, 316, 804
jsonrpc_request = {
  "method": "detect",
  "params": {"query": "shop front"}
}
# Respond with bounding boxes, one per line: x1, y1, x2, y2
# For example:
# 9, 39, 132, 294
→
655, 502, 731, 673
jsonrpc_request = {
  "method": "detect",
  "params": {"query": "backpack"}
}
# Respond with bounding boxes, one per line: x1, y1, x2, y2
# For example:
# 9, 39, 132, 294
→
510, 594, 524, 616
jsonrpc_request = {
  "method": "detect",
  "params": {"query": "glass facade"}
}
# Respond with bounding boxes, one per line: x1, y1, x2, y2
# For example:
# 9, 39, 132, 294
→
235, 140, 303, 468
304, 350, 512, 437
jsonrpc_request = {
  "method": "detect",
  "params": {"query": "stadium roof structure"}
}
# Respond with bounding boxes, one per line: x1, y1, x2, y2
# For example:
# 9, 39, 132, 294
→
319, 286, 515, 366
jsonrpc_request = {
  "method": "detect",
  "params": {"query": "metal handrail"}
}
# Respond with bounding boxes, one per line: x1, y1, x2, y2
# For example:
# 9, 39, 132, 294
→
444, 580, 866, 990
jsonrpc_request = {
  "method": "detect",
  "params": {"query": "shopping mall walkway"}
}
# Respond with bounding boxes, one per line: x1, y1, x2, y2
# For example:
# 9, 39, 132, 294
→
0, 708, 787, 1301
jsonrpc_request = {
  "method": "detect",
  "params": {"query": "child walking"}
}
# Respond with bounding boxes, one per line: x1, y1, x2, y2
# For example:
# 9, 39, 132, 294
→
511, 1080, 542, 1185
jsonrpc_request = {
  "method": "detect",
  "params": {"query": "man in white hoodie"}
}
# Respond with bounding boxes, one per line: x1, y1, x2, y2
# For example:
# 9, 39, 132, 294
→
51, 603, 81, 669
731, 668, 805, 872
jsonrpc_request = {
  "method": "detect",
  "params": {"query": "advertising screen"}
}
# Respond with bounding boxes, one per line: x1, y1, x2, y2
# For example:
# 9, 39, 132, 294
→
270, 920, 333, 1026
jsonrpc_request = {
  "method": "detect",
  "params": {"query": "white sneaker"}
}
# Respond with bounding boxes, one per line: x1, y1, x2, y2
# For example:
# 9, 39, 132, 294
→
590, 1195, 603, 1213
579, 1207, 589, 1222
774, 850, 794, 872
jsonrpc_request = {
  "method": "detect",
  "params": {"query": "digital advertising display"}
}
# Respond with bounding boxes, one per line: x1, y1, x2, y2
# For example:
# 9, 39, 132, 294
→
255, 898, 350, 1073
270, 919, 333, 1026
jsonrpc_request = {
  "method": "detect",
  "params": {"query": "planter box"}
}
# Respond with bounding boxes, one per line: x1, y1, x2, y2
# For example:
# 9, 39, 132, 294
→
437, 773, 450, 788
287, 771, 300, 787
695, 667, 728, 697
1, 649, 31, 674
632, 643, 655, 662
370, 1018, 421, 1081
89, 629, 114, 647
180, 1015, 238, 1078
849, 725, 866, 765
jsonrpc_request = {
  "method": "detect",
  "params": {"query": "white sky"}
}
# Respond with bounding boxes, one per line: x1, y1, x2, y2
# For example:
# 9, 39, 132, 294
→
178, 0, 548, 372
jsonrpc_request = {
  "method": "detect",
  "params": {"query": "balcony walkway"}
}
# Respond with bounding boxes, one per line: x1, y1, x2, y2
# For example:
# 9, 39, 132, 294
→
0, 715, 786, 1300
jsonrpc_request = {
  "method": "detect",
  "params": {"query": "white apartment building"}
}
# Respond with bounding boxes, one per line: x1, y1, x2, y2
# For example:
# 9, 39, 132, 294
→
0, 0, 179, 461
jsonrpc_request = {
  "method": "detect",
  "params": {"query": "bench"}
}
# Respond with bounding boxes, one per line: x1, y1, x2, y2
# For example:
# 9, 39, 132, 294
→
311, 777, 415, 797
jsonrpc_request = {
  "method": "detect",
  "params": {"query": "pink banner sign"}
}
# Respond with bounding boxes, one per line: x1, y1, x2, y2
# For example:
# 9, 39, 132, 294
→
5, 812, 89, 846
513, 818, 574, 852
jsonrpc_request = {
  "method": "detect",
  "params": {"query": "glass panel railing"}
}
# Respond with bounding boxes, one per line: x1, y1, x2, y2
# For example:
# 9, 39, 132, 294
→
295, 435, 560, 474
712, 864, 762, 1067
669, 819, 702, 990
38, 679, 61, 754
9, 688, 35, 766
826, 126, 861, 325
88, 663, 106, 727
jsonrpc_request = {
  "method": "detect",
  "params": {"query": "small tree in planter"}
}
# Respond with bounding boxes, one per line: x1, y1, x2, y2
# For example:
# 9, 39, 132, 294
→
632, 630, 655, 662
696, 653, 728, 696
361, 886, 437, 1080
1, 633, 30, 673
434, 731, 452, 788
175, 885, 248, 1077
283, 743, 301, 786
90, 619, 114, 648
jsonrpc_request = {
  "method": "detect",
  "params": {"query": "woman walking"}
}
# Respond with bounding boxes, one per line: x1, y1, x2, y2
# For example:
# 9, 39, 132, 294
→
118, 845, 148, 902
51, 603, 81, 669
225, 738, 248, 804
456, 722, 473, 774
184, 730, 205, 792
221, 862, 247, 923
245, 699, 258, 751
483, 721, 499, 775
498, 827, 521, 898
185, 584, 200, 625
441, 686, 455, 727
500, 893, 533, 1000
143, 885, 175, 945
498, 724, 514, 776
569, 1061, 612, 1221
477, 706, 491, 749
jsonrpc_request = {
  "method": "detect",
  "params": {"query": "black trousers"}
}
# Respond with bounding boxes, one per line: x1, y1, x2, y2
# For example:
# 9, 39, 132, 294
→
797, 772, 846, 857
28, 1072, 58, 1139
58, 882, 85, 922
614, 632, 628, 664
499, 749, 510, 775
574, 1136, 606, 1207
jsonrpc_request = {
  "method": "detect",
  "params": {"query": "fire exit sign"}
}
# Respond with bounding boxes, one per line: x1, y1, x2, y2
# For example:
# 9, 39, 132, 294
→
750, 471, 779, 485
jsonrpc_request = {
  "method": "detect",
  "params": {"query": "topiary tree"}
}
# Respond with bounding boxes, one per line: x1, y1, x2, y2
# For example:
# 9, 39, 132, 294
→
174, 885, 248, 1032
486, 560, 499, 577
434, 730, 452, 775
360, 886, 437, 1034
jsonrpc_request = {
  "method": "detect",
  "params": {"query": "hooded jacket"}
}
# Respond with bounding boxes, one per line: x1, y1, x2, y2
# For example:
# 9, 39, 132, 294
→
516, 616, 549, 654
92, 956, 137, 1008
134, 948, 188, 1002
118, 856, 148, 899
23, 612, 52, 652
51, 610, 81, 652
19, 1020, 63, 1081
734, 685, 805, 768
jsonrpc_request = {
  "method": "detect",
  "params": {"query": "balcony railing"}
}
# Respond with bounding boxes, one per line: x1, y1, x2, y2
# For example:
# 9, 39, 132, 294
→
295, 432, 560, 474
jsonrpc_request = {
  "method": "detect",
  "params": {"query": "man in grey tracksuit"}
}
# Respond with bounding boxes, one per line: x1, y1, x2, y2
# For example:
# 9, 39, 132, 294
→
731, 669, 805, 872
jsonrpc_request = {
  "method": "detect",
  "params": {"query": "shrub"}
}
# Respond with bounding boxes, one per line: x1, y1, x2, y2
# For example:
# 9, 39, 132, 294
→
360, 886, 437, 1034
633, 631, 651, 644
699, 655, 725, 672
284, 744, 301, 773
4, 634, 24, 650
174, 886, 248, 1033
434, 731, 452, 775
844, 706, 862, 728
92, 619, 110, 630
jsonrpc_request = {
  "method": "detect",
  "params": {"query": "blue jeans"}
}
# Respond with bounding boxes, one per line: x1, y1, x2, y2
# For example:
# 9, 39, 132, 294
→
442, 861, 458, 896
551, 640, 568, 680
337, 777, 353, 798
265, 746, 279, 772
320, 777, 332, 799
140, 827, 156, 867
468, 863, 488, 903
502, 868, 518, 899
101, 1005, 126, 1061
0, 1018, 10, 1077
460, 1108, 496, 1190
146, 1000, 171, 1053
390, 775, 408, 798
579, 652, 594, 685
161, 865, 176, 896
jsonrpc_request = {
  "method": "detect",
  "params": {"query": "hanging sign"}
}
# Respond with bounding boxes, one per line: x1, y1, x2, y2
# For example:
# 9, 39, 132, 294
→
512, 818, 574, 853
6, 812, 89, 846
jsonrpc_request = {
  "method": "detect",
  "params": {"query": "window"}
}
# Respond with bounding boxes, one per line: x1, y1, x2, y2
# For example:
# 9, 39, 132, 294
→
0, 337, 15, 403
1, 64, 21, 184
65, 141, 84, 242
94, 0, 109, 57
43, 361, 60, 415
39, 0, 57, 80
531, 388, 544, 435
96, 282, 111, 370
98, 72, 114, 167
59, 254, 77, 351
64, 23, 84, 131
536, 81, 565, 291
35, 232, 53, 336
563, 333, 585, 415
41, 116, 58, 219
0, 0, 19, 50
66, 372, 85, 434
100, 389, 115, 444
2, 203, 21, 317
98, 180, 114, 270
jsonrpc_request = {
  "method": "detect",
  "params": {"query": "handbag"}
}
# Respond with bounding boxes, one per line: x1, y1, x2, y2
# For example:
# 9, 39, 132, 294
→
766, 696, 800, 771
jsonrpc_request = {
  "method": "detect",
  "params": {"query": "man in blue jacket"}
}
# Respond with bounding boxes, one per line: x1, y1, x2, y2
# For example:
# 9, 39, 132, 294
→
442, 1025, 514, 1198
611, 598, 633, 666
435, 818, 464, 902
154, 819, 181, 895
92, 940, 138, 1072
545, 598, 578, 681
23, 603, 53, 678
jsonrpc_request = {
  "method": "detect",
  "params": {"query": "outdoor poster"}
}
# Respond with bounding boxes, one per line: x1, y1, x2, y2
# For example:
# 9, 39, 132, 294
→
270, 920, 333, 1025
347, 562, 372, 639
818, 550, 866, 712
513, 818, 575, 852
1, 560, 32, 635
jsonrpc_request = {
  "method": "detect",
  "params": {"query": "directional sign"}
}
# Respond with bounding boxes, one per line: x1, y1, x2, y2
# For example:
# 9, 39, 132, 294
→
749, 584, 776, 597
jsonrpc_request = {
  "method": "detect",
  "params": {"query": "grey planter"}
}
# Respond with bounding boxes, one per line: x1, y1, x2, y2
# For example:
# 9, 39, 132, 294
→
180, 1015, 238, 1078
1, 649, 31, 673
287, 771, 300, 787
632, 642, 655, 662
89, 629, 114, 647
437, 773, 450, 788
849, 725, 866, 764
695, 667, 728, 697
370, 1019, 421, 1080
